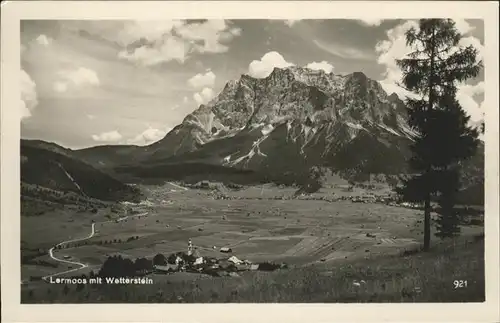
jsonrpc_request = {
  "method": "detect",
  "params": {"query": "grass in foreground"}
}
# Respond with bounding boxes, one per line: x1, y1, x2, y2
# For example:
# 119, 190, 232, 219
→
23, 234, 484, 303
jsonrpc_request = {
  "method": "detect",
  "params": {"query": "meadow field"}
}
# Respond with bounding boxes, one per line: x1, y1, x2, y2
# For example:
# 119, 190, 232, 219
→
20, 180, 484, 302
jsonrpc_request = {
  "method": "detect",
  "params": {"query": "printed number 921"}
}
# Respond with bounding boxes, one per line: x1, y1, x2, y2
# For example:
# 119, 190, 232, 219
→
453, 280, 468, 288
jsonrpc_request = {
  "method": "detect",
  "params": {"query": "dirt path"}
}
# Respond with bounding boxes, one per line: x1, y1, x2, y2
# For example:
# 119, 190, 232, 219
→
41, 212, 149, 281
41, 223, 95, 281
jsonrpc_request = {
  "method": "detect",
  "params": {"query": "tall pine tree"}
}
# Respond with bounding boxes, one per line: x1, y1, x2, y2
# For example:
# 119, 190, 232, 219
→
396, 19, 481, 250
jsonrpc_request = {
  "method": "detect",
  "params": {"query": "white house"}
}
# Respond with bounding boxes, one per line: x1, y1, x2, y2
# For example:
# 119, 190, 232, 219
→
228, 256, 243, 265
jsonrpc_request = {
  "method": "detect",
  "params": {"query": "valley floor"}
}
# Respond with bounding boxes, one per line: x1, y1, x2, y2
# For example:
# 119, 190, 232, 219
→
20, 181, 485, 303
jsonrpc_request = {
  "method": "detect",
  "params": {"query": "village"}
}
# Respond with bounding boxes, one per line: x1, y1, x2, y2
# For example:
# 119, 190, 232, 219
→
46, 236, 290, 285
147, 238, 287, 278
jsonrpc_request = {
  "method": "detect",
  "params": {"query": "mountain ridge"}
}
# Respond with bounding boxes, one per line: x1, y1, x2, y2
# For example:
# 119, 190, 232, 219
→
75, 66, 416, 177
21, 140, 143, 203
92, 66, 420, 186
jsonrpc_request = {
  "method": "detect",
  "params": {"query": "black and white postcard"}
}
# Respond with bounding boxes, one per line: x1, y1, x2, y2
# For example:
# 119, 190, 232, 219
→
1, 1, 499, 322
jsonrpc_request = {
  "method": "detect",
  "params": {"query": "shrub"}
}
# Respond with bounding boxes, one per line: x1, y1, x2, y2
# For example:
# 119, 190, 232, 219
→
153, 253, 167, 266
257, 262, 281, 271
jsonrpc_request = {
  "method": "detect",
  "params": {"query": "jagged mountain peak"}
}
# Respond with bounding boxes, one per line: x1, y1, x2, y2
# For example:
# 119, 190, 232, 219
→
86, 65, 416, 181
156, 66, 412, 149
235, 66, 390, 104
348, 71, 368, 80
139, 66, 415, 166
240, 65, 342, 88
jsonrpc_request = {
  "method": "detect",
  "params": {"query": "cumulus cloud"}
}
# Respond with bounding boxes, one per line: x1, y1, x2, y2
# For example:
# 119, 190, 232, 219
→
453, 19, 476, 35
193, 87, 215, 105
183, 96, 189, 104
187, 70, 216, 89
117, 20, 242, 66
374, 19, 484, 125
127, 127, 171, 146
54, 67, 100, 93
357, 19, 384, 27
91, 130, 122, 142
63, 67, 100, 86
21, 34, 51, 55
283, 20, 300, 27
458, 81, 484, 98
21, 35, 51, 62
116, 20, 185, 45
456, 81, 485, 124
375, 20, 419, 91
21, 69, 38, 120
118, 36, 187, 66
36, 34, 51, 46
305, 61, 334, 73
375, 19, 481, 91
176, 20, 242, 53
248, 51, 294, 78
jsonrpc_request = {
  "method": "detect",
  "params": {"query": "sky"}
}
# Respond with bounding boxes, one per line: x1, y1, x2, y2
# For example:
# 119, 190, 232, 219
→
20, 19, 485, 149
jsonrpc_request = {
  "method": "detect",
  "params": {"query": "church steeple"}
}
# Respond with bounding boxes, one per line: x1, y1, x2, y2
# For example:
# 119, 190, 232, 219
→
187, 238, 193, 256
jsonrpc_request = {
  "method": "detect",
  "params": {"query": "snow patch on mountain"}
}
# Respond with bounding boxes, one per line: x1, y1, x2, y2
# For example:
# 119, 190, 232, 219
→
223, 154, 232, 164
345, 122, 364, 130
231, 134, 269, 166
261, 124, 274, 135
376, 122, 401, 136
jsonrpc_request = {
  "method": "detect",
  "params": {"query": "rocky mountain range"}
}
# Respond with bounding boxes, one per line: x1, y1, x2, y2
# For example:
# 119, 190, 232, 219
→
21, 66, 484, 203
75, 67, 420, 182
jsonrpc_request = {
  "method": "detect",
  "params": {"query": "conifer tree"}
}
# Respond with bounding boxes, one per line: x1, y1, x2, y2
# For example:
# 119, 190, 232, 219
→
433, 97, 479, 238
396, 19, 482, 250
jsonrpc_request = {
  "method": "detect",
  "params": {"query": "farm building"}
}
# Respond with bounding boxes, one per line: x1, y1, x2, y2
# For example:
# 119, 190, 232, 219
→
228, 256, 243, 264
220, 247, 232, 253
174, 256, 183, 265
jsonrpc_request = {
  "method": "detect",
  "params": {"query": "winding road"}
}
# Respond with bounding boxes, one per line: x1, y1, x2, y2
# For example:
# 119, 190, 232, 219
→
41, 212, 149, 281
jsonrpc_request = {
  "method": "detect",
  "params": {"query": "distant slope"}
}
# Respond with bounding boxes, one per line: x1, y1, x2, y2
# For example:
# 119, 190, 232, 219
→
72, 144, 144, 172
22, 139, 75, 158
21, 140, 142, 202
